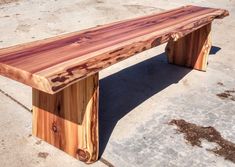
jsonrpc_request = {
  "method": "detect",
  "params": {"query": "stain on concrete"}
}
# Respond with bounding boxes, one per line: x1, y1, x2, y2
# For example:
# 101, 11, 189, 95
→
123, 5, 164, 14
1, 139, 5, 150
217, 89, 235, 101
45, 14, 60, 23
15, 24, 31, 32
225, 90, 235, 93
36, 140, 42, 145
183, 79, 189, 87
95, 6, 117, 12
169, 119, 235, 163
217, 82, 224, 86
96, 0, 104, 3
0, 0, 19, 5
38, 152, 49, 159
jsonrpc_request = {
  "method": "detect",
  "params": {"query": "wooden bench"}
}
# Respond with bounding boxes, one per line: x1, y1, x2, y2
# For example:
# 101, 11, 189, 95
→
0, 5, 229, 163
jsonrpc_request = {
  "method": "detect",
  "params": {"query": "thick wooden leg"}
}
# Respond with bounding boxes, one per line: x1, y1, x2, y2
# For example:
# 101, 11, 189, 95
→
165, 23, 212, 71
32, 73, 99, 164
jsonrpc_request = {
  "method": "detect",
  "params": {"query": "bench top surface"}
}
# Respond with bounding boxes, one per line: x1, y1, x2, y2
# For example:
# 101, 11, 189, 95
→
0, 5, 228, 94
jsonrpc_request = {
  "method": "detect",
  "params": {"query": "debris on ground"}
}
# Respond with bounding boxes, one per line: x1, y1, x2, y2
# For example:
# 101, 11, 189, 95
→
217, 89, 235, 101
169, 119, 235, 163
38, 152, 49, 159
217, 82, 224, 86
36, 140, 42, 145
0, 0, 19, 5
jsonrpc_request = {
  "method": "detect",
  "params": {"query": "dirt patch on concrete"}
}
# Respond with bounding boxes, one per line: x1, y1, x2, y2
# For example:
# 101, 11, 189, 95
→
217, 89, 235, 101
123, 5, 164, 14
0, 0, 19, 5
169, 119, 235, 163
36, 140, 42, 145
217, 82, 224, 86
38, 152, 49, 159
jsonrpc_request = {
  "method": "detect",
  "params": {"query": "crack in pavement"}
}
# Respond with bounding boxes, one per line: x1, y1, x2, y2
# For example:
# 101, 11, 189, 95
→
0, 88, 115, 166
0, 89, 31, 112
100, 157, 115, 167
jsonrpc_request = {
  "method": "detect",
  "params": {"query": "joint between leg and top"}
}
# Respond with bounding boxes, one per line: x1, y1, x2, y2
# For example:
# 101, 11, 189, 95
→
165, 23, 212, 71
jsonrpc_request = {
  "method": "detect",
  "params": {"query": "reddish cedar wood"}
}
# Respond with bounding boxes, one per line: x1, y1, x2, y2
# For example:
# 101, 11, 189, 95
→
166, 23, 212, 71
32, 73, 99, 163
0, 5, 229, 94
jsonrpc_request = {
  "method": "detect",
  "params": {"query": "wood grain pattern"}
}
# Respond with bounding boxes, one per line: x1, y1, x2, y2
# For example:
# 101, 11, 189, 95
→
0, 5, 229, 94
165, 23, 212, 71
32, 73, 99, 163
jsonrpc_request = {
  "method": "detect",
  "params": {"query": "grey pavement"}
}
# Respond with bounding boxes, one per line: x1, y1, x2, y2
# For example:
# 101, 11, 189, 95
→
0, 0, 235, 167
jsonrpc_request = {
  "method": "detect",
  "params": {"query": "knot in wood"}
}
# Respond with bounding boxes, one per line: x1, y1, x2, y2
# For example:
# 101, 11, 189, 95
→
52, 122, 58, 133
171, 33, 180, 41
77, 149, 90, 162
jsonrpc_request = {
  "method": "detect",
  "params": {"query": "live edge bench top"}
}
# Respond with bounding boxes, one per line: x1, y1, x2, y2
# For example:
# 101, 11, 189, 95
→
0, 5, 228, 94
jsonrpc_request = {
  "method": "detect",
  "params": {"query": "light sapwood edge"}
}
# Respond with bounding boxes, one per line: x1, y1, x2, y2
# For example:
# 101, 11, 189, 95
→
0, 63, 53, 93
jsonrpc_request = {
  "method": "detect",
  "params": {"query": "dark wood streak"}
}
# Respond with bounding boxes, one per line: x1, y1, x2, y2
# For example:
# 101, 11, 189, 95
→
109, 48, 124, 54
51, 76, 69, 83
151, 37, 163, 47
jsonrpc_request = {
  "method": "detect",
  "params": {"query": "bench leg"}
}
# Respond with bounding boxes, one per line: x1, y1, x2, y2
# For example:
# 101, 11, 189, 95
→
32, 73, 99, 164
165, 23, 212, 71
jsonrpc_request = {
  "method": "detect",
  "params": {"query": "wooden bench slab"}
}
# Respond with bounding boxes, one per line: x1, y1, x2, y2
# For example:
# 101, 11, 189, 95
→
0, 5, 228, 94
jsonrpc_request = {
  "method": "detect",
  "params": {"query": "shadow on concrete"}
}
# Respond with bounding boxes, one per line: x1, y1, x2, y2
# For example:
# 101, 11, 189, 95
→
210, 46, 221, 55
98, 46, 221, 157
98, 52, 191, 157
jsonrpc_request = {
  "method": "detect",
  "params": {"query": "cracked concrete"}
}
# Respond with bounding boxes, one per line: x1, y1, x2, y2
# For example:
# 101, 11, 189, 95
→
0, 0, 235, 166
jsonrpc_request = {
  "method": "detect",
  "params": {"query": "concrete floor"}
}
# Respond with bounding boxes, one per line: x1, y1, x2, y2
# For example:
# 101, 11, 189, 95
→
0, 0, 235, 166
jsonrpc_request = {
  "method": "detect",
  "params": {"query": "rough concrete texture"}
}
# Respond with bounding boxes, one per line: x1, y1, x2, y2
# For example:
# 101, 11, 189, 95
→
0, 0, 234, 167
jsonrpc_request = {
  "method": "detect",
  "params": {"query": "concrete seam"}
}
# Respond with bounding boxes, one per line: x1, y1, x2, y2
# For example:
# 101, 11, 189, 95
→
99, 157, 115, 167
0, 89, 31, 112
0, 89, 115, 166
